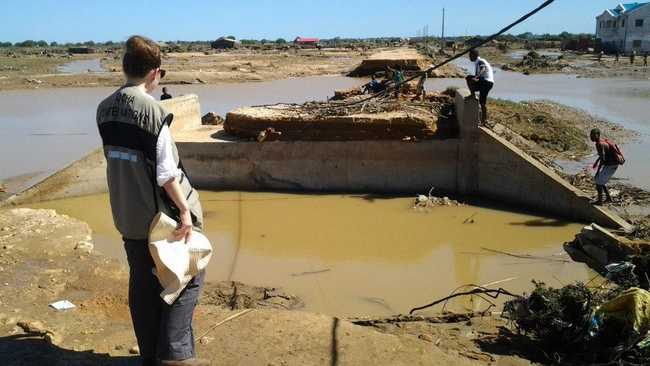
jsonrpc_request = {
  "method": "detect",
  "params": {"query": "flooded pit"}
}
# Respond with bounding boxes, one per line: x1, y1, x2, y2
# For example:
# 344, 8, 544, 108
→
22, 191, 590, 317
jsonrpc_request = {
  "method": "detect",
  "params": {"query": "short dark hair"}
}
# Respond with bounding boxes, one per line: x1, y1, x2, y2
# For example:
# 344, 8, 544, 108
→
122, 35, 161, 79
590, 128, 601, 137
470, 49, 480, 58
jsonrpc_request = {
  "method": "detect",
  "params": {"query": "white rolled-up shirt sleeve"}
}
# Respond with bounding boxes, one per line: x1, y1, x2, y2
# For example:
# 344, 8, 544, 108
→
156, 125, 182, 187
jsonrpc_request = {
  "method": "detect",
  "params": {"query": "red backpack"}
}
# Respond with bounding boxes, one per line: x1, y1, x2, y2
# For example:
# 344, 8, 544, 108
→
603, 139, 626, 165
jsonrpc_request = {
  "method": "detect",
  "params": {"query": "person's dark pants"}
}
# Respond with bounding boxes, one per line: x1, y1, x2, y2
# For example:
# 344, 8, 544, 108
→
466, 76, 493, 106
124, 240, 205, 365
466, 77, 494, 123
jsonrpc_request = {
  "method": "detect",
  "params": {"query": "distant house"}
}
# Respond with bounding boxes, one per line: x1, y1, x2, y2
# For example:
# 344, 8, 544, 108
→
211, 37, 241, 49
596, 2, 650, 53
294, 37, 320, 48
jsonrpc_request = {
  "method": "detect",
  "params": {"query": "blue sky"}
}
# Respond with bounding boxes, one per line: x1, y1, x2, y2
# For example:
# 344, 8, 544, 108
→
0, 1, 627, 43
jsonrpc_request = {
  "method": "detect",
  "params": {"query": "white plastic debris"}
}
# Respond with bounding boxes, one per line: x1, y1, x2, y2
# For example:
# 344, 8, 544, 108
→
49, 300, 76, 311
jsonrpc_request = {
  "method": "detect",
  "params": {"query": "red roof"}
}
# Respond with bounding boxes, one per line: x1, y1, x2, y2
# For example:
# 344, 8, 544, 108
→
294, 37, 320, 43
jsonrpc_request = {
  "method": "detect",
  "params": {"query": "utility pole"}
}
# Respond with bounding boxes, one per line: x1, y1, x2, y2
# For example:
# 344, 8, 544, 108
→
425, 25, 428, 50
441, 8, 446, 51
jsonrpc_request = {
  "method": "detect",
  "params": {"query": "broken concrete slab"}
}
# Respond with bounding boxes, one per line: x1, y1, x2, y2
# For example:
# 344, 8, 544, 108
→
223, 99, 445, 141
348, 48, 431, 77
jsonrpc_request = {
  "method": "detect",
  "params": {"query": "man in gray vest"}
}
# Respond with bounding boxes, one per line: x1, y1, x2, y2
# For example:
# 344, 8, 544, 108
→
96, 35, 208, 366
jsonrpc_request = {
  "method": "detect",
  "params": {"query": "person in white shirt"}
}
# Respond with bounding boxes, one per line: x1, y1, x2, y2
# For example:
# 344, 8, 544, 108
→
466, 49, 495, 125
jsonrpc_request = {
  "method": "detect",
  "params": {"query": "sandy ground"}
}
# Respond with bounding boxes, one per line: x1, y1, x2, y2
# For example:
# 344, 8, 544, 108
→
477, 46, 650, 79
0, 47, 462, 91
487, 99, 637, 165
0, 207, 539, 366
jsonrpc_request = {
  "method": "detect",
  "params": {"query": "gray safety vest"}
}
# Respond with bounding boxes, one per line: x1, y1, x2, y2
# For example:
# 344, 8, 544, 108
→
96, 85, 203, 240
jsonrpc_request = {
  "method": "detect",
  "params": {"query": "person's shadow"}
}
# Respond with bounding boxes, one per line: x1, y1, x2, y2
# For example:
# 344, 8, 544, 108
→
0, 334, 139, 366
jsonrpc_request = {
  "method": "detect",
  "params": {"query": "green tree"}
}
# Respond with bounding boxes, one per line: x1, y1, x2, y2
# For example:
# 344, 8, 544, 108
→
275, 38, 286, 44
83, 40, 95, 46
36, 40, 48, 47
50, 41, 58, 47
517, 32, 534, 40
17, 40, 35, 47
0, 42, 12, 47
226, 35, 236, 40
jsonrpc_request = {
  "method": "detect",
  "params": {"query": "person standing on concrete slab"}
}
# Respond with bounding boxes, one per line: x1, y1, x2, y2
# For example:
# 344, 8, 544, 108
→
96, 35, 209, 366
387, 65, 405, 97
466, 49, 494, 125
631, 50, 636, 65
615, 51, 620, 63
161, 86, 172, 101
644, 53, 648, 69
415, 71, 428, 101
591, 128, 621, 206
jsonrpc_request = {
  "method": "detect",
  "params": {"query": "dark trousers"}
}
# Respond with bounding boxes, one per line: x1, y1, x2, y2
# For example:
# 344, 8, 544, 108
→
124, 240, 205, 364
466, 76, 494, 105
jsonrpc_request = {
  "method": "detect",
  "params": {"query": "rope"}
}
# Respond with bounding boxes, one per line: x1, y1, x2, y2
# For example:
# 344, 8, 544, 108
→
259, 0, 558, 111
353, 0, 558, 107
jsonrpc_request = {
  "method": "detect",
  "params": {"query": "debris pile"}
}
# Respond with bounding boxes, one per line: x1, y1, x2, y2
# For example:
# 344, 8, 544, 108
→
201, 281, 304, 311
564, 223, 650, 289
223, 90, 456, 141
502, 51, 571, 74
201, 112, 224, 126
413, 188, 461, 209
504, 281, 650, 365
564, 169, 650, 208
347, 48, 432, 77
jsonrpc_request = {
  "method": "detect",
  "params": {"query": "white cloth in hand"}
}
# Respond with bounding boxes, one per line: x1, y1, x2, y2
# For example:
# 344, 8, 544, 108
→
148, 212, 213, 305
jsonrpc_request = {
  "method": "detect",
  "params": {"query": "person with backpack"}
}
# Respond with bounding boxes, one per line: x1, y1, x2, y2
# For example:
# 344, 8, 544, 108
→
590, 128, 625, 205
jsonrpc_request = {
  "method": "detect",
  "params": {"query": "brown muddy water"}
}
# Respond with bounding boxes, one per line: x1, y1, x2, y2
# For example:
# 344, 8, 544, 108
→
24, 192, 589, 317
0, 76, 361, 184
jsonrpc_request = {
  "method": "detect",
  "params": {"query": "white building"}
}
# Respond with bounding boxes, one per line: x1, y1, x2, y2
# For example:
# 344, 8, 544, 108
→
596, 2, 650, 53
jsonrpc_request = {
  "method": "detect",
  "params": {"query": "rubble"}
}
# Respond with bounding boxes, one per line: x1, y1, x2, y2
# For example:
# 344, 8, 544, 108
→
564, 169, 650, 208
564, 223, 650, 289
414, 188, 461, 209
347, 48, 432, 77
501, 51, 572, 74
503, 282, 650, 365
223, 91, 456, 141
201, 112, 224, 125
